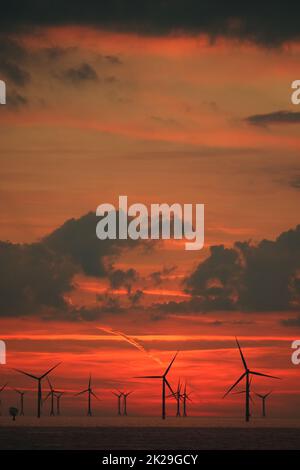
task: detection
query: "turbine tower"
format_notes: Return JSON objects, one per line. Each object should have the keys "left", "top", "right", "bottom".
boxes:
{"left": 182, "top": 383, "right": 192, "bottom": 417}
{"left": 14, "top": 389, "right": 26, "bottom": 416}
{"left": 44, "top": 377, "right": 59, "bottom": 416}
{"left": 14, "top": 363, "right": 61, "bottom": 418}
{"left": 167, "top": 380, "right": 182, "bottom": 416}
{"left": 55, "top": 392, "right": 64, "bottom": 416}
{"left": 255, "top": 391, "right": 272, "bottom": 417}
{"left": 75, "top": 374, "right": 100, "bottom": 416}
{"left": 122, "top": 391, "right": 133, "bottom": 416}
{"left": 223, "top": 338, "right": 279, "bottom": 422}
{"left": 112, "top": 391, "right": 123, "bottom": 415}
{"left": 135, "top": 351, "right": 178, "bottom": 419}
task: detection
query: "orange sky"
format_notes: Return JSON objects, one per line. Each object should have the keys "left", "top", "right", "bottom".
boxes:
{"left": 1, "top": 27, "right": 300, "bottom": 419}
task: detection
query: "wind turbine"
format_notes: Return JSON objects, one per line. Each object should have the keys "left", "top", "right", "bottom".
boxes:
{"left": 122, "top": 391, "right": 133, "bottom": 416}
{"left": 14, "top": 389, "right": 26, "bottom": 416}
{"left": 135, "top": 351, "right": 178, "bottom": 419}
{"left": 14, "top": 363, "right": 61, "bottom": 418}
{"left": 75, "top": 374, "right": 100, "bottom": 416}
{"left": 112, "top": 391, "right": 123, "bottom": 415}
{"left": 0, "top": 383, "right": 8, "bottom": 416}
{"left": 223, "top": 338, "right": 280, "bottom": 422}
{"left": 182, "top": 383, "right": 192, "bottom": 417}
{"left": 55, "top": 392, "right": 64, "bottom": 416}
{"left": 44, "top": 377, "right": 59, "bottom": 416}
{"left": 167, "top": 380, "right": 182, "bottom": 416}
{"left": 255, "top": 391, "right": 272, "bottom": 418}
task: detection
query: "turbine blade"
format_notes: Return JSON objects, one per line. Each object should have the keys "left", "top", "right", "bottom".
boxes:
{"left": 134, "top": 375, "right": 162, "bottom": 379}
{"left": 235, "top": 337, "right": 248, "bottom": 370}
{"left": 250, "top": 371, "right": 281, "bottom": 380}
{"left": 89, "top": 374, "right": 91, "bottom": 388}
{"left": 91, "top": 391, "right": 100, "bottom": 401}
{"left": 165, "top": 377, "right": 175, "bottom": 396}
{"left": 47, "top": 376, "right": 53, "bottom": 391}
{"left": 223, "top": 372, "right": 246, "bottom": 398}
{"left": 0, "top": 383, "right": 8, "bottom": 393}
{"left": 164, "top": 351, "right": 179, "bottom": 377}
{"left": 74, "top": 389, "right": 88, "bottom": 396}
{"left": 43, "top": 392, "right": 51, "bottom": 402}
{"left": 40, "top": 362, "right": 62, "bottom": 379}
{"left": 13, "top": 368, "right": 38, "bottom": 380}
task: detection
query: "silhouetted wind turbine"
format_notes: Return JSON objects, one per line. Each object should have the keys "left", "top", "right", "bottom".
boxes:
{"left": 223, "top": 338, "right": 280, "bottom": 422}
{"left": 112, "top": 391, "right": 123, "bottom": 415}
{"left": 75, "top": 374, "right": 100, "bottom": 416}
{"left": 14, "top": 389, "right": 26, "bottom": 416}
{"left": 167, "top": 380, "right": 182, "bottom": 416}
{"left": 122, "top": 391, "right": 133, "bottom": 416}
{"left": 55, "top": 392, "right": 64, "bottom": 416}
{"left": 0, "top": 383, "right": 8, "bottom": 416}
{"left": 255, "top": 391, "right": 272, "bottom": 417}
{"left": 14, "top": 363, "right": 61, "bottom": 418}
{"left": 182, "top": 383, "right": 192, "bottom": 417}
{"left": 44, "top": 377, "right": 59, "bottom": 416}
{"left": 135, "top": 351, "right": 178, "bottom": 419}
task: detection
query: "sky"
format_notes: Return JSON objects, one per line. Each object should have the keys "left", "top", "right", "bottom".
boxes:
{"left": 0, "top": 2, "right": 300, "bottom": 419}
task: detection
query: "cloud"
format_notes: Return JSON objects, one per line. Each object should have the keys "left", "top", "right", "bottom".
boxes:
{"left": 245, "top": 110, "right": 300, "bottom": 127}
{"left": 0, "top": 211, "right": 148, "bottom": 317}
{"left": 182, "top": 225, "right": 300, "bottom": 312}
{"left": 61, "top": 63, "right": 99, "bottom": 84}
{"left": 43, "top": 211, "right": 143, "bottom": 277}
{"left": 0, "top": 38, "right": 30, "bottom": 86}
{"left": 150, "top": 265, "right": 177, "bottom": 286}
{"left": 0, "top": 241, "right": 76, "bottom": 316}
{"left": 1, "top": 2, "right": 300, "bottom": 46}
{"left": 108, "top": 268, "right": 138, "bottom": 293}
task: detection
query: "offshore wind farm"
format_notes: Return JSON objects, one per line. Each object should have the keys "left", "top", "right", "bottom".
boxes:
{"left": 1, "top": 337, "right": 300, "bottom": 450}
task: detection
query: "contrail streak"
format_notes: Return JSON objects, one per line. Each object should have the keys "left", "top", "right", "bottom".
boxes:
{"left": 97, "top": 326, "right": 162, "bottom": 365}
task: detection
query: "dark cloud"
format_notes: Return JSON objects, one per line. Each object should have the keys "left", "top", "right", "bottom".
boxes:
{"left": 245, "top": 110, "right": 300, "bottom": 127}
{"left": 0, "top": 39, "right": 30, "bottom": 86}
{"left": 61, "top": 63, "right": 98, "bottom": 84}
{"left": 108, "top": 268, "right": 138, "bottom": 293}
{"left": 183, "top": 225, "right": 300, "bottom": 312}
{"left": 129, "top": 289, "right": 144, "bottom": 305}
{"left": 43, "top": 212, "right": 144, "bottom": 277}
{"left": 1, "top": 2, "right": 300, "bottom": 46}
{"left": 0, "top": 241, "right": 76, "bottom": 316}
{"left": 150, "top": 265, "right": 177, "bottom": 286}
{"left": 0, "top": 211, "right": 148, "bottom": 317}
